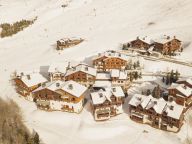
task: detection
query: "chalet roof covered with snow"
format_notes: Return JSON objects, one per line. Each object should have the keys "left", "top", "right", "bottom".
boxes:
{"left": 33, "top": 80, "right": 65, "bottom": 92}
{"left": 65, "top": 64, "right": 97, "bottom": 77}
{"left": 48, "top": 61, "right": 79, "bottom": 73}
{"left": 153, "top": 35, "right": 181, "bottom": 44}
{"left": 129, "top": 36, "right": 154, "bottom": 45}
{"left": 110, "top": 69, "right": 128, "bottom": 79}
{"left": 177, "top": 77, "right": 192, "bottom": 86}
{"left": 165, "top": 102, "right": 184, "bottom": 120}
{"left": 91, "top": 86, "right": 124, "bottom": 105}
{"left": 96, "top": 73, "right": 111, "bottom": 80}
{"left": 168, "top": 83, "right": 192, "bottom": 97}
{"left": 60, "top": 80, "right": 87, "bottom": 98}
{"left": 19, "top": 72, "right": 47, "bottom": 87}
{"left": 129, "top": 94, "right": 184, "bottom": 119}
{"left": 93, "top": 81, "right": 112, "bottom": 88}
{"left": 93, "top": 51, "right": 130, "bottom": 62}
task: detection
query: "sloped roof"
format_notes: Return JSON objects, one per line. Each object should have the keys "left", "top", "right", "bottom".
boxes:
{"left": 65, "top": 64, "right": 97, "bottom": 77}
{"left": 177, "top": 77, "right": 192, "bottom": 86}
{"left": 129, "top": 94, "right": 184, "bottom": 119}
{"left": 33, "top": 80, "right": 64, "bottom": 93}
{"left": 48, "top": 61, "right": 79, "bottom": 73}
{"left": 93, "top": 51, "right": 130, "bottom": 62}
{"left": 19, "top": 72, "right": 47, "bottom": 87}
{"left": 91, "top": 86, "right": 125, "bottom": 105}
{"left": 153, "top": 35, "right": 181, "bottom": 44}
{"left": 60, "top": 80, "right": 87, "bottom": 98}
{"left": 168, "top": 83, "right": 192, "bottom": 97}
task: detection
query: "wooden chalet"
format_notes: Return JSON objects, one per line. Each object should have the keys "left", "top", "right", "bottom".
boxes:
{"left": 13, "top": 72, "right": 47, "bottom": 101}
{"left": 110, "top": 69, "right": 130, "bottom": 90}
{"left": 33, "top": 80, "right": 88, "bottom": 113}
{"left": 90, "top": 86, "right": 125, "bottom": 121}
{"left": 168, "top": 83, "right": 192, "bottom": 107}
{"left": 56, "top": 37, "right": 84, "bottom": 50}
{"left": 48, "top": 61, "right": 79, "bottom": 81}
{"left": 153, "top": 35, "right": 182, "bottom": 55}
{"left": 129, "top": 94, "right": 184, "bottom": 132}
{"left": 64, "top": 64, "right": 97, "bottom": 87}
{"left": 129, "top": 36, "right": 152, "bottom": 50}
{"left": 93, "top": 51, "right": 130, "bottom": 72}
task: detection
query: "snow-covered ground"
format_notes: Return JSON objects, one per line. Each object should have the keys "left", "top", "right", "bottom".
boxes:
{"left": 0, "top": 0, "right": 192, "bottom": 143}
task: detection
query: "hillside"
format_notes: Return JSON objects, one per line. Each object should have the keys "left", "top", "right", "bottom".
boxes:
{"left": 0, "top": 0, "right": 192, "bottom": 144}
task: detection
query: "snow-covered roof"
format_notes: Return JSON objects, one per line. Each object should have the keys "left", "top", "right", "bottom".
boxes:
{"left": 93, "top": 51, "right": 130, "bottom": 62}
{"left": 93, "top": 81, "right": 112, "bottom": 88}
{"left": 128, "top": 94, "right": 145, "bottom": 107}
{"left": 96, "top": 73, "right": 111, "bottom": 80}
{"left": 91, "top": 86, "right": 125, "bottom": 105}
{"left": 58, "top": 37, "right": 82, "bottom": 43}
{"left": 33, "top": 80, "right": 65, "bottom": 92}
{"left": 153, "top": 35, "right": 181, "bottom": 44}
{"left": 65, "top": 64, "right": 97, "bottom": 77}
{"left": 48, "top": 61, "right": 79, "bottom": 73}
{"left": 165, "top": 102, "right": 184, "bottom": 120}
{"left": 60, "top": 80, "right": 87, "bottom": 98}
{"left": 91, "top": 90, "right": 111, "bottom": 105}
{"left": 110, "top": 86, "right": 125, "bottom": 98}
{"left": 19, "top": 72, "right": 47, "bottom": 87}
{"left": 177, "top": 77, "right": 192, "bottom": 86}
{"left": 129, "top": 94, "right": 184, "bottom": 119}
{"left": 168, "top": 83, "right": 192, "bottom": 97}
{"left": 110, "top": 69, "right": 128, "bottom": 79}
{"left": 129, "top": 36, "right": 154, "bottom": 45}
{"left": 33, "top": 80, "right": 87, "bottom": 98}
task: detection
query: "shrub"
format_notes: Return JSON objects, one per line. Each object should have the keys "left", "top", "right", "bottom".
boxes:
{"left": 0, "top": 98, "right": 40, "bottom": 144}
{"left": 0, "top": 17, "right": 37, "bottom": 38}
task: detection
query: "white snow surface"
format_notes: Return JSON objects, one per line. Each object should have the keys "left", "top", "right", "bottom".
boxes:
{"left": 0, "top": 0, "right": 192, "bottom": 144}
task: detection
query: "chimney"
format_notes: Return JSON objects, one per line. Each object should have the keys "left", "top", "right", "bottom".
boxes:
{"left": 136, "top": 36, "right": 139, "bottom": 40}
{"left": 99, "top": 93, "right": 103, "bottom": 98}
{"left": 137, "top": 97, "right": 142, "bottom": 101}
{"left": 27, "top": 75, "right": 31, "bottom": 80}
{"left": 167, "top": 36, "right": 170, "bottom": 40}
{"left": 170, "top": 105, "right": 174, "bottom": 110}
{"left": 68, "top": 84, "right": 73, "bottom": 90}
{"left": 42, "top": 83, "right": 46, "bottom": 87}
{"left": 173, "top": 36, "right": 176, "bottom": 39}
{"left": 112, "top": 88, "right": 116, "bottom": 92}
{"left": 56, "top": 83, "right": 60, "bottom": 87}
{"left": 85, "top": 66, "right": 88, "bottom": 71}
{"left": 143, "top": 37, "right": 145, "bottom": 40}
{"left": 20, "top": 72, "right": 24, "bottom": 76}
{"left": 154, "top": 101, "right": 157, "bottom": 105}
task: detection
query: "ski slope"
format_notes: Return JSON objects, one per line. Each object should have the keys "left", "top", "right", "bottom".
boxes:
{"left": 0, "top": 0, "right": 192, "bottom": 144}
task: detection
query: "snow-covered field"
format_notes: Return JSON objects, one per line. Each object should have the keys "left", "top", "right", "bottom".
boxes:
{"left": 0, "top": 0, "right": 192, "bottom": 143}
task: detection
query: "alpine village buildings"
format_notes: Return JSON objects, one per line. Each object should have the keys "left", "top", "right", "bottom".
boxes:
{"left": 125, "top": 35, "right": 182, "bottom": 56}
{"left": 13, "top": 40, "right": 190, "bottom": 132}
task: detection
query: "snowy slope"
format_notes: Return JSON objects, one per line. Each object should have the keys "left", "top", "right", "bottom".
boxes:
{"left": 0, "top": 0, "right": 192, "bottom": 144}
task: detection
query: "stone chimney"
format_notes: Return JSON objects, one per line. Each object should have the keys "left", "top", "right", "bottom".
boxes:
{"left": 27, "top": 75, "right": 31, "bottom": 80}
{"left": 68, "top": 84, "right": 73, "bottom": 90}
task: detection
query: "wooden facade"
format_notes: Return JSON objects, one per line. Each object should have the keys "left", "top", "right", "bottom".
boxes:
{"left": 65, "top": 71, "right": 96, "bottom": 86}
{"left": 14, "top": 78, "right": 41, "bottom": 97}
{"left": 56, "top": 38, "right": 84, "bottom": 50}
{"left": 153, "top": 38, "right": 181, "bottom": 55}
{"left": 129, "top": 96, "right": 184, "bottom": 132}
{"left": 168, "top": 86, "right": 192, "bottom": 107}
{"left": 93, "top": 56, "right": 128, "bottom": 72}
{"left": 129, "top": 38, "right": 150, "bottom": 50}
{"left": 33, "top": 81, "right": 87, "bottom": 113}
{"left": 91, "top": 88, "right": 125, "bottom": 121}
